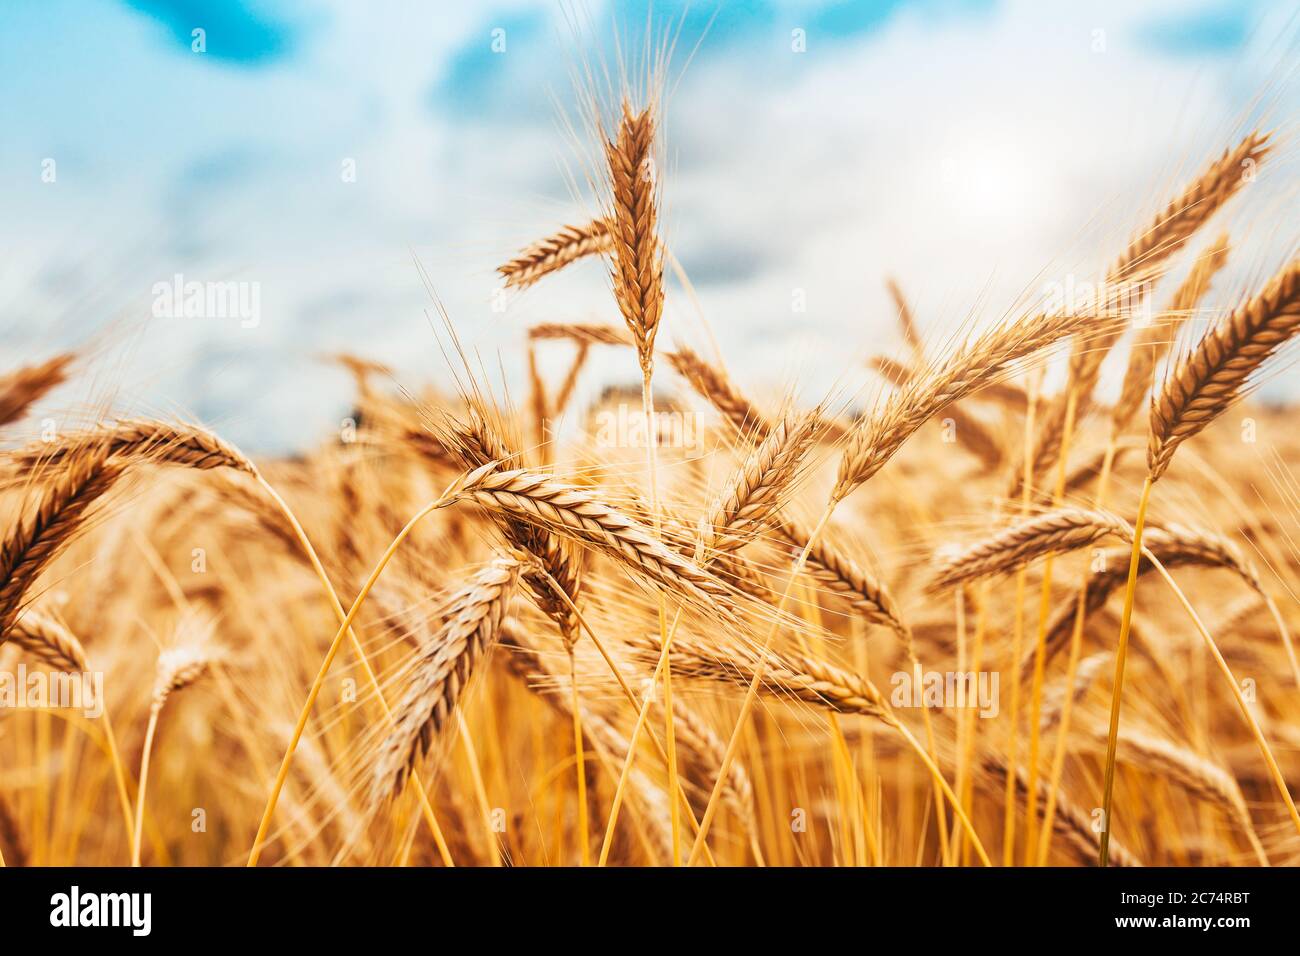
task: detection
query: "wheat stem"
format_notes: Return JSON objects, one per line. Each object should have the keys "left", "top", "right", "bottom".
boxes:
{"left": 247, "top": 473, "right": 466, "bottom": 867}
{"left": 1143, "top": 550, "right": 1300, "bottom": 838}
{"left": 1036, "top": 434, "right": 1116, "bottom": 865}
{"left": 1098, "top": 475, "right": 1153, "bottom": 865}
{"left": 569, "top": 650, "right": 591, "bottom": 866}
{"left": 255, "top": 472, "right": 454, "bottom": 867}
{"left": 130, "top": 708, "right": 161, "bottom": 867}
{"left": 526, "top": 563, "right": 717, "bottom": 865}
{"left": 1025, "top": 388, "right": 1079, "bottom": 862}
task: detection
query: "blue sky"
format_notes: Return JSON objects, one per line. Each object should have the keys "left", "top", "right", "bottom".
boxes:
{"left": 1, "top": 0, "right": 1296, "bottom": 451}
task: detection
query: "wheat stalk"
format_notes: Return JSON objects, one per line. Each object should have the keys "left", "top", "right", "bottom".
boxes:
{"left": 835, "top": 308, "right": 1105, "bottom": 501}
{"left": 642, "top": 631, "right": 990, "bottom": 864}
{"left": 373, "top": 555, "right": 520, "bottom": 802}
{"left": 0, "top": 353, "right": 74, "bottom": 427}
{"left": 502, "top": 634, "right": 676, "bottom": 863}
{"left": 134, "top": 620, "right": 214, "bottom": 866}
{"left": 0, "top": 446, "right": 126, "bottom": 641}
{"left": 442, "top": 410, "right": 582, "bottom": 645}
{"left": 697, "top": 412, "right": 821, "bottom": 559}
{"left": 598, "top": 415, "right": 816, "bottom": 864}
{"left": 664, "top": 699, "right": 758, "bottom": 839}
{"left": 1031, "top": 523, "right": 1269, "bottom": 677}
{"left": 605, "top": 104, "right": 664, "bottom": 375}
{"left": 553, "top": 344, "right": 590, "bottom": 416}
{"left": 1111, "top": 233, "right": 1231, "bottom": 436}
{"left": 1081, "top": 722, "right": 1255, "bottom": 840}
{"left": 8, "top": 611, "right": 88, "bottom": 672}
{"left": 929, "top": 508, "right": 1131, "bottom": 592}
{"left": 1149, "top": 260, "right": 1300, "bottom": 480}
{"left": 977, "top": 751, "right": 1140, "bottom": 867}
{"left": 1037, "top": 651, "right": 1110, "bottom": 734}
{"left": 886, "top": 276, "right": 924, "bottom": 354}
{"left": 0, "top": 791, "right": 26, "bottom": 867}
{"left": 8, "top": 419, "right": 256, "bottom": 475}
{"left": 775, "top": 516, "right": 907, "bottom": 637}
{"left": 448, "top": 464, "right": 734, "bottom": 610}
{"left": 498, "top": 219, "right": 613, "bottom": 290}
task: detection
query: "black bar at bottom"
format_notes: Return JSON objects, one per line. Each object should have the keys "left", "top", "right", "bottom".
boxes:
{"left": 0, "top": 866, "right": 1280, "bottom": 941}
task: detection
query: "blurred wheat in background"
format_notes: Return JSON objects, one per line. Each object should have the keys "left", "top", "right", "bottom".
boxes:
{"left": 3, "top": 11, "right": 1300, "bottom": 868}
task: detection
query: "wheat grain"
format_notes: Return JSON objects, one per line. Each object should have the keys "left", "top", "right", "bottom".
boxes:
{"left": 666, "top": 345, "right": 769, "bottom": 436}
{"left": 1111, "top": 133, "right": 1267, "bottom": 286}
{"left": 442, "top": 410, "right": 582, "bottom": 645}
{"left": 528, "top": 323, "right": 632, "bottom": 348}
{"left": 152, "top": 638, "right": 212, "bottom": 713}
{"left": 636, "top": 631, "right": 887, "bottom": 719}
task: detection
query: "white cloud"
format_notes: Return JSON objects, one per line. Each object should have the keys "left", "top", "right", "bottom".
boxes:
{"left": 2, "top": 0, "right": 1294, "bottom": 450}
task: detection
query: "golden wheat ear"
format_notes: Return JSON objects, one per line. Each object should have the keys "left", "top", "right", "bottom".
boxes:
{"left": 697, "top": 411, "right": 823, "bottom": 559}
{"left": 372, "top": 555, "right": 520, "bottom": 804}
{"left": 1149, "top": 260, "right": 1300, "bottom": 480}
{"left": 8, "top": 419, "right": 256, "bottom": 475}
{"left": 439, "top": 408, "right": 582, "bottom": 646}
{"left": 528, "top": 322, "right": 632, "bottom": 347}
{"left": 1031, "top": 520, "right": 1272, "bottom": 677}
{"left": 8, "top": 611, "right": 88, "bottom": 672}
{"left": 634, "top": 631, "right": 888, "bottom": 720}
{"left": 0, "top": 447, "right": 126, "bottom": 641}
{"left": 977, "top": 751, "right": 1141, "bottom": 867}
{"left": 1019, "top": 132, "right": 1268, "bottom": 491}
{"left": 666, "top": 345, "right": 770, "bottom": 436}
{"left": 929, "top": 508, "right": 1132, "bottom": 592}
{"left": 0, "top": 353, "right": 75, "bottom": 427}
{"left": 498, "top": 219, "right": 613, "bottom": 290}
{"left": 448, "top": 465, "right": 736, "bottom": 613}
{"left": 1111, "top": 234, "right": 1232, "bottom": 437}
{"left": 835, "top": 306, "right": 1109, "bottom": 502}
{"left": 1109, "top": 132, "right": 1268, "bottom": 287}
{"left": 605, "top": 102, "right": 664, "bottom": 374}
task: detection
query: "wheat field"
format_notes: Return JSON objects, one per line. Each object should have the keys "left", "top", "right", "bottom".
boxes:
{"left": 1, "top": 88, "right": 1299, "bottom": 868}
